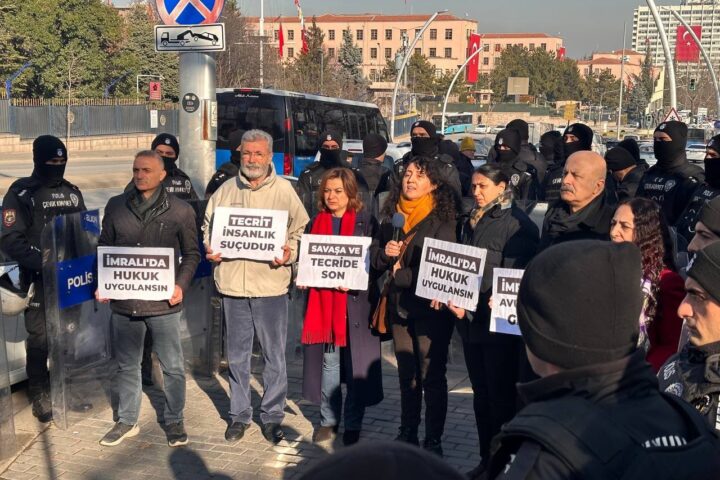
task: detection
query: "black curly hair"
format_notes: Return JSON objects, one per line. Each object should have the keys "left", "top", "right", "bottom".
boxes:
{"left": 381, "top": 156, "right": 460, "bottom": 222}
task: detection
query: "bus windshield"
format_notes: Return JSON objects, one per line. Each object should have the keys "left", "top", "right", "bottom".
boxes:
{"left": 216, "top": 90, "right": 286, "bottom": 154}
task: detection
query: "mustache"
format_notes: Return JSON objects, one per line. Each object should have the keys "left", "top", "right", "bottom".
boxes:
{"left": 560, "top": 185, "right": 575, "bottom": 193}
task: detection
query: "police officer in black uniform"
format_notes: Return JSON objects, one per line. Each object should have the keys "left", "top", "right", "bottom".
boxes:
{"left": 605, "top": 140, "right": 646, "bottom": 203}
{"left": 296, "top": 129, "right": 369, "bottom": 217}
{"left": 151, "top": 133, "right": 199, "bottom": 201}
{"left": 492, "top": 128, "right": 538, "bottom": 213}
{"left": 659, "top": 241, "right": 720, "bottom": 433}
{"left": 636, "top": 121, "right": 704, "bottom": 225}
{"left": 205, "top": 130, "right": 244, "bottom": 198}
{"left": 541, "top": 123, "right": 593, "bottom": 204}
{"left": 675, "top": 134, "right": 720, "bottom": 244}
{"left": 1, "top": 135, "right": 86, "bottom": 422}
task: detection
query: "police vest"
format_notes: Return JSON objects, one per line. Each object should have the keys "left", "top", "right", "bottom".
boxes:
{"left": 675, "top": 183, "right": 720, "bottom": 243}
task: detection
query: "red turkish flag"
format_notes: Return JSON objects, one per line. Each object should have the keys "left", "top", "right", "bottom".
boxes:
{"left": 301, "top": 28, "right": 309, "bottom": 54}
{"left": 557, "top": 47, "right": 566, "bottom": 61}
{"left": 466, "top": 34, "right": 481, "bottom": 83}
{"left": 278, "top": 22, "right": 285, "bottom": 57}
{"left": 676, "top": 26, "right": 702, "bottom": 62}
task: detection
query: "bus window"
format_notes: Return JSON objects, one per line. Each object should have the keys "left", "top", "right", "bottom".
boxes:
{"left": 357, "top": 114, "right": 368, "bottom": 140}
{"left": 216, "top": 91, "right": 286, "bottom": 155}
{"left": 348, "top": 113, "right": 360, "bottom": 141}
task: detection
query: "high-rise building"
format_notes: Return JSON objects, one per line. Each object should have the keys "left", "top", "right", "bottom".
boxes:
{"left": 632, "top": 0, "right": 720, "bottom": 69}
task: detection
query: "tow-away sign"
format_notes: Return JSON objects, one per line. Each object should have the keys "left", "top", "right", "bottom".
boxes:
{"left": 155, "top": 24, "right": 225, "bottom": 52}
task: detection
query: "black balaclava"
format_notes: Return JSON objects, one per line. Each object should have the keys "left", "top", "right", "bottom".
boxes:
{"left": 411, "top": 120, "right": 439, "bottom": 156}
{"left": 653, "top": 121, "right": 688, "bottom": 169}
{"left": 151, "top": 133, "right": 180, "bottom": 172}
{"left": 438, "top": 139, "right": 461, "bottom": 162}
{"left": 506, "top": 119, "right": 530, "bottom": 142}
{"left": 319, "top": 129, "right": 344, "bottom": 168}
{"left": 705, "top": 134, "right": 720, "bottom": 188}
{"left": 563, "top": 123, "right": 594, "bottom": 158}
{"left": 32, "top": 135, "right": 67, "bottom": 186}
{"left": 539, "top": 130, "right": 563, "bottom": 164}
{"left": 228, "top": 130, "right": 245, "bottom": 166}
{"left": 494, "top": 129, "right": 521, "bottom": 164}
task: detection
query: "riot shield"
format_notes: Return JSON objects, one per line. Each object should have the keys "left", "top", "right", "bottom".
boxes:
{"left": 42, "top": 210, "right": 114, "bottom": 430}
{"left": 0, "top": 296, "right": 18, "bottom": 460}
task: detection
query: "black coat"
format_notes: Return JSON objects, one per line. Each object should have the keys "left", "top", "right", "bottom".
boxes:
{"left": 205, "top": 160, "right": 239, "bottom": 197}
{"left": 540, "top": 193, "right": 614, "bottom": 251}
{"left": 302, "top": 209, "right": 384, "bottom": 407}
{"left": 610, "top": 164, "right": 647, "bottom": 203}
{"left": 456, "top": 205, "right": 539, "bottom": 343}
{"left": 99, "top": 188, "right": 201, "bottom": 317}
{"left": 675, "top": 182, "right": 720, "bottom": 244}
{"left": 636, "top": 161, "right": 705, "bottom": 225}
{"left": 371, "top": 211, "right": 457, "bottom": 322}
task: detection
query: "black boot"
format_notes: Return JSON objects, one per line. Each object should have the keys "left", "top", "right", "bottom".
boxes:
{"left": 423, "top": 437, "right": 443, "bottom": 457}
{"left": 395, "top": 426, "right": 419, "bottom": 445}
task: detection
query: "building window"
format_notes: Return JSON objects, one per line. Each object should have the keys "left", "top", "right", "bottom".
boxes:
{"left": 415, "top": 28, "right": 421, "bottom": 37}
{"left": 274, "top": 30, "right": 279, "bottom": 41}
{"left": 356, "top": 30, "right": 363, "bottom": 40}
{"left": 429, "top": 48, "right": 437, "bottom": 57}
{"left": 371, "top": 29, "right": 378, "bottom": 40}
{"left": 288, "top": 47, "right": 294, "bottom": 57}
{"left": 494, "top": 43, "right": 501, "bottom": 52}
{"left": 445, "top": 29, "right": 452, "bottom": 40}
{"left": 370, "top": 48, "right": 377, "bottom": 59}
{"left": 506, "top": 43, "right": 512, "bottom": 49}
{"left": 385, "top": 47, "right": 392, "bottom": 58}
{"left": 415, "top": 47, "right": 421, "bottom": 56}
{"left": 328, "top": 30, "right": 335, "bottom": 40}
{"left": 529, "top": 43, "right": 535, "bottom": 50}
{"left": 483, "top": 43, "right": 489, "bottom": 52}
{"left": 483, "top": 57, "right": 489, "bottom": 65}
{"left": 541, "top": 43, "right": 547, "bottom": 50}
{"left": 444, "top": 47, "right": 452, "bottom": 58}
{"left": 328, "top": 48, "right": 335, "bottom": 58}
{"left": 400, "top": 29, "right": 407, "bottom": 37}
{"left": 370, "top": 68, "right": 377, "bottom": 79}
{"left": 385, "top": 29, "right": 392, "bottom": 40}
{"left": 288, "top": 30, "right": 294, "bottom": 40}
{"left": 430, "top": 29, "right": 437, "bottom": 40}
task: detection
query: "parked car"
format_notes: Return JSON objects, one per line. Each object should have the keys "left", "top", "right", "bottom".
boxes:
{"left": 490, "top": 125, "right": 505, "bottom": 134}
{"left": 474, "top": 123, "right": 488, "bottom": 134}
{"left": 686, "top": 143, "right": 707, "bottom": 163}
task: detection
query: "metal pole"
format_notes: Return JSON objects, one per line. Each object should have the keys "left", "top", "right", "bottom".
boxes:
{"left": 646, "top": 0, "right": 677, "bottom": 109}
{"left": 666, "top": 7, "right": 720, "bottom": 119}
{"left": 136, "top": 75, "right": 140, "bottom": 104}
{"left": 617, "top": 22, "right": 626, "bottom": 140}
{"left": 179, "top": 53, "right": 217, "bottom": 196}
{"left": 390, "top": 10, "right": 446, "bottom": 141}
{"left": 441, "top": 44, "right": 483, "bottom": 133}
{"left": 259, "top": 0, "right": 264, "bottom": 88}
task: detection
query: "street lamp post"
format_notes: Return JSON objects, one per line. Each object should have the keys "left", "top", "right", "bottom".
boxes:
{"left": 646, "top": 0, "right": 677, "bottom": 109}
{"left": 390, "top": 10, "right": 447, "bottom": 141}
{"left": 440, "top": 44, "right": 483, "bottom": 133}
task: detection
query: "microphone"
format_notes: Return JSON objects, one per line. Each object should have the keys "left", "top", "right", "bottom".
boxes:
{"left": 391, "top": 213, "right": 405, "bottom": 258}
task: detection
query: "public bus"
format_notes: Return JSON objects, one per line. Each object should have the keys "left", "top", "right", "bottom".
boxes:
{"left": 431, "top": 112, "right": 474, "bottom": 134}
{"left": 216, "top": 88, "right": 390, "bottom": 177}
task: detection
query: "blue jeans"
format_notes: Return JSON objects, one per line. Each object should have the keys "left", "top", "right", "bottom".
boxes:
{"left": 112, "top": 311, "right": 185, "bottom": 425}
{"left": 223, "top": 295, "right": 288, "bottom": 425}
{"left": 320, "top": 346, "right": 365, "bottom": 430}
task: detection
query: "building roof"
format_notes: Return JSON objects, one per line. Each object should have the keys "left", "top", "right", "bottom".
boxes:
{"left": 478, "top": 33, "right": 560, "bottom": 39}
{"left": 594, "top": 49, "right": 643, "bottom": 56}
{"left": 589, "top": 57, "right": 624, "bottom": 65}
{"left": 245, "top": 13, "right": 473, "bottom": 24}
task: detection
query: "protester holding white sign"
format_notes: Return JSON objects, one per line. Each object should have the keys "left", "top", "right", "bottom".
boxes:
{"left": 96, "top": 150, "right": 200, "bottom": 448}
{"left": 209, "top": 206, "right": 288, "bottom": 261}
{"left": 299, "top": 168, "right": 383, "bottom": 447}
{"left": 432, "top": 164, "right": 538, "bottom": 477}
{"left": 203, "top": 130, "right": 309, "bottom": 445}
{"left": 370, "top": 155, "right": 459, "bottom": 456}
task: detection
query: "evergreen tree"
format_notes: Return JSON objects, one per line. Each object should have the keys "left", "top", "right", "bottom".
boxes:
{"left": 338, "top": 28, "right": 363, "bottom": 82}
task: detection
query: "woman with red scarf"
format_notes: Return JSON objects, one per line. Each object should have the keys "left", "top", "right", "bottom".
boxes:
{"left": 300, "top": 168, "right": 383, "bottom": 446}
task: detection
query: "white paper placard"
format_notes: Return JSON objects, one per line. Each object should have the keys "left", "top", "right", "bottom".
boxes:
{"left": 296, "top": 234, "right": 372, "bottom": 290}
{"left": 97, "top": 246, "right": 175, "bottom": 301}
{"left": 210, "top": 207, "right": 288, "bottom": 261}
{"left": 489, "top": 268, "right": 524, "bottom": 336}
{"left": 415, "top": 238, "right": 486, "bottom": 311}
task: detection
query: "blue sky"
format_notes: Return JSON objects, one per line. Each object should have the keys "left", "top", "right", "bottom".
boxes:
{"left": 121, "top": 0, "right": 680, "bottom": 58}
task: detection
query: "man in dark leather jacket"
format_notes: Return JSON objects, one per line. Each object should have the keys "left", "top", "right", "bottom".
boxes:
{"left": 97, "top": 150, "right": 200, "bottom": 448}
{"left": 659, "top": 242, "right": 720, "bottom": 432}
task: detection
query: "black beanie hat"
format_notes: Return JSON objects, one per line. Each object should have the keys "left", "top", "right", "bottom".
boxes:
{"left": 540, "top": 130, "right": 562, "bottom": 143}
{"left": 707, "top": 134, "right": 720, "bottom": 155}
{"left": 151, "top": 133, "right": 180, "bottom": 157}
{"left": 228, "top": 130, "right": 244, "bottom": 152}
{"left": 698, "top": 196, "right": 720, "bottom": 237}
{"left": 320, "top": 129, "right": 343, "bottom": 149}
{"left": 618, "top": 138, "right": 641, "bottom": 164}
{"left": 687, "top": 241, "right": 720, "bottom": 304}
{"left": 518, "top": 240, "right": 643, "bottom": 369}
{"left": 412, "top": 120, "right": 437, "bottom": 138}
{"left": 563, "top": 123, "right": 594, "bottom": 150}
{"left": 363, "top": 133, "right": 388, "bottom": 158}
{"left": 33, "top": 135, "right": 67, "bottom": 165}
{"left": 506, "top": 118, "right": 529, "bottom": 141}
{"left": 655, "top": 120, "right": 688, "bottom": 145}
{"left": 605, "top": 146, "right": 636, "bottom": 171}
{"left": 438, "top": 138, "right": 461, "bottom": 159}
{"left": 495, "top": 128, "right": 521, "bottom": 155}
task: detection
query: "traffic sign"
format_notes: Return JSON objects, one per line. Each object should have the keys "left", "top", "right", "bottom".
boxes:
{"left": 564, "top": 103, "right": 576, "bottom": 121}
{"left": 155, "top": 24, "right": 225, "bottom": 52}
{"left": 155, "top": 0, "right": 225, "bottom": 26}
{"left": 149, "top": 82, "right": 162, "bottom": 100}
{"left": 663, "top": 107, "right": 681, "bottom": 122}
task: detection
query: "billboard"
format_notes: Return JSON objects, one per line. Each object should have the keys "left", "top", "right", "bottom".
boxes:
{"left": 507, "top": 77, "right": 529, "bottom": 96}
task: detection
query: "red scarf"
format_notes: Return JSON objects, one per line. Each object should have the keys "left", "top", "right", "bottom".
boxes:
{"left": 301, "top": 209, "right": 356, "bottom": 347}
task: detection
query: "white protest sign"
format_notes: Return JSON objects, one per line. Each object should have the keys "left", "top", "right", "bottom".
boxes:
{"left": 296, "top": 234, "right": 371, "bottom": 290}
{"left": 97, "top": 246, "right": 175, "bottom": 301}
{"left": 210, "top": 207, "right": 288, "bottom": 261}
{"left": 489, "top": 268, "right": 524, "bottom": 336}
{"left": 415, "top": 238, "right": 486, "bottom": 311}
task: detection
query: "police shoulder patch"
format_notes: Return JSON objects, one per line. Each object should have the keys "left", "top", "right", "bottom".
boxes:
{"left": 3, "top": 209, "right": 16, "bottom": 227}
